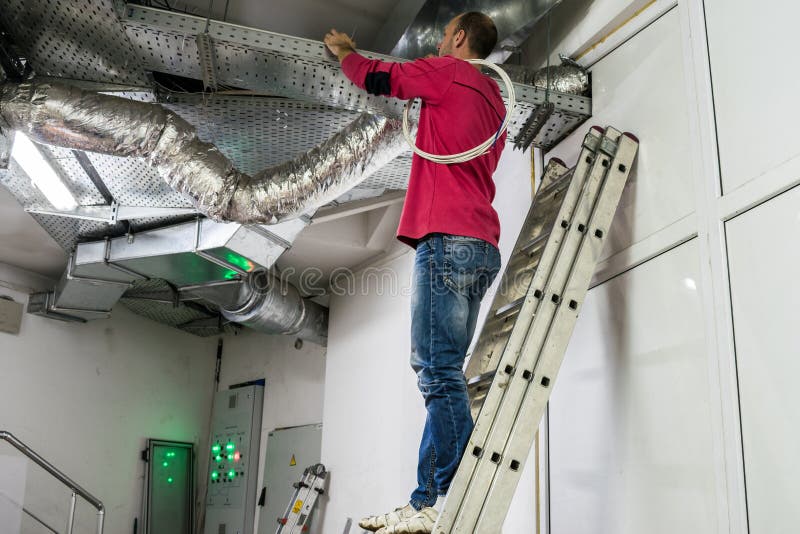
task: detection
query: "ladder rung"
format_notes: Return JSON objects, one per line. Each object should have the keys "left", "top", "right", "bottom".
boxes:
{"left": 467, "top": 370, "right": 496, "bottom": 389}
{"left": 537, "top": 168, "right": 574, "bottom": 196}
{"left": 495, "top": 297, "right": 524, "bottom": 319}
{"left": 519, "top": 230, "right": 551, "bottom": 255}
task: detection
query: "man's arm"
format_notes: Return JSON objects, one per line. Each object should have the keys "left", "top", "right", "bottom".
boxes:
{"left": 323, "top": 29, "right": 454, "bottom": 104}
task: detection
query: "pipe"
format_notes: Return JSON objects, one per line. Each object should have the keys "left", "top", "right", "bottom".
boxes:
{"left": 0, "top": 80, "right": 407, "bottom": 224}
{"left": 217, "top": 269, "right": 329, "bottom": 346}
{"left": 497, "top": 57, "right": 589, "bottom": 96}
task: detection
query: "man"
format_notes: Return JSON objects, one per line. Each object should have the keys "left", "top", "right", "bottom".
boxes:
{"left": 325, "top": 12, "right": 505, "bottom": 534}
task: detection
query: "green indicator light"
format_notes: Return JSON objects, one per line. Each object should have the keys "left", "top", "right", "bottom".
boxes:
{"left": 224, "top": 252, "right": 254, "bottom": 272}
{"left": 215, "top": 455, "right": 222, "bottom": 462}
{"left": 211, "top": 471, "right": 219, "bottom": 480}
{"left": 228, "top": 470, "right": 236, "bottom": 479}
{"left": 167, "top": 477, "right": 174, "bottom": 484}
{"left": 166, "top": 452, "right": 176, "bottom": 458}
{"left": 227, "top": 453, "right": 234, "bottom": 461}
{"left": 162, "top": 461, "right": 169, "bottom": 468}
{"left": 211, "top": 444, "right": 221, "bottom": 453}
{"left": 225, "top": 443, "right": 235, "bottom": 452}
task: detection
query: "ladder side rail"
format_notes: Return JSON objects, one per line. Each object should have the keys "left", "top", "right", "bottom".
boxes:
{"left": 445, "top": 129, "right": 620, "bottom": 533}
{"left": 277, "top": 470, "right": 312, "bottom": 533}
{"left": 283, "top": 472, "right": 317, "bottom": 532}
{"left": 466, "top": 169, "right": 576, "bottom": 382}
{"left": 289, "top": 471, "right": 326, "bottom": 534}
{"left": 438, "top": 129, "right": 603, "bottom": 531}
{"left": 474, "top": 133, "right": 639, "bottom": 531}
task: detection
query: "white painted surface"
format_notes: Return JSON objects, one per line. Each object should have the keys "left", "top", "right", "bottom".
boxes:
{"left": 0, "top": 456, "right": 26, "bottom": 534}
{"left": 549, "top": 240, "right": 721, "bottom": 534}
{"left": 546, "top": 9, "right": 696, "bottom": 268}
{"left": 0, "top": 291, "right": 216, "bottom": 534}
{"left": 0, "top": 186, "right": 66, "bottom": 279}
{"left": 317, "top": 146, "right": 537, "bottom": 532}
{"left": 218, "top": 329, "right": 326, "bottom": 534}
{"left": 705, "top": 1, "right": 800, "bottom": 194}
{"left": 521, "top": 0, "right": 655, "bottom": 68}
{"left": 726, "top": 185, "right": 800, "bottom": 534}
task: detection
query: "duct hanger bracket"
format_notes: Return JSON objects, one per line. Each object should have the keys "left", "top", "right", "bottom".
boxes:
{"left": 25, "top": 203, "right": 198, "bottom": 223}
{"left": 196, "top": 33, "right": 219, "bottom": 91}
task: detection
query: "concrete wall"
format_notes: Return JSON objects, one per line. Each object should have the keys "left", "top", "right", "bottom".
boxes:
{"left": 0, "top": 286, "right": 217, "bottom": 534}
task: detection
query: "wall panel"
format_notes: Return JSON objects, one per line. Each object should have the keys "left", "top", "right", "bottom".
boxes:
{"left": 726, "top": 185, "right": 800, "bottom": 534}
{"left": 547, "top": 9, "right": 696, "bottom": 265}
{"left": 705, "top": 0, "right": 800, "bottom": 194}
{"left": 548, "top": 240, "right": 721, "bottom": 534}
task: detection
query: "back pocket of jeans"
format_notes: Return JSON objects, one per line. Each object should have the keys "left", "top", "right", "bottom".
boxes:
{"left": 443, "top": 238, "right": 486, "bottom": 294}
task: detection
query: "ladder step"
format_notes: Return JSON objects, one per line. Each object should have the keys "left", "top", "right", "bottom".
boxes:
{"left": 519, "top": 230, "right": 551, "bottom": 255}
{"left": 495, "top": 297, "right": 524, "bottom": 319}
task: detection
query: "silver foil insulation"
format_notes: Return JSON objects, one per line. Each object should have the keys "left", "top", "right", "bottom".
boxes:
{"left": 0, "top": 80, "right": 406, "bottom": 224}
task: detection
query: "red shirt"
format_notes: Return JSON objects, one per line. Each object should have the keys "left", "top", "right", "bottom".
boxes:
{"left": 341, "top": 52, "right": 506, "bottom": 248}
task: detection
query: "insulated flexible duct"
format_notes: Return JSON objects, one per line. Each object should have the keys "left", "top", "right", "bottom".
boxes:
{"left": 215, "top": 270, "right": 329, "bottom": 346}
{"left": 0, "top": 80, "right": 406, "bottom": 223}
{"left": 496, "top": 58, "right": 589, "bottom": 96}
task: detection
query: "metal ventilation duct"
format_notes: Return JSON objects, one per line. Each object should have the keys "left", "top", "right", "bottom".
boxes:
{"left": 389, "top": 0, "right": 563, "bottom": 60}
{"left": 0, "top": 80, "right": 407, "bottom": 224}
{"left": 210, "top": 270, "right": 328, "bottom": 346}
{"left": 26, "top": 216, "right": 329, "bottom": 344}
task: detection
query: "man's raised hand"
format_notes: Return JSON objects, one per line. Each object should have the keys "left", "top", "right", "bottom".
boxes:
{"left": 324, "top": 29, "right": 356, "bottom": 62}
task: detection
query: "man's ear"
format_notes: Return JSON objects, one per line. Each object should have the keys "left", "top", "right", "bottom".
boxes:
{"left": 454, "top": 28, "right": 467, "bottom": 49}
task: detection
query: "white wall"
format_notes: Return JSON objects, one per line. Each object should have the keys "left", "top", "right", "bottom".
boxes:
{"left": 545, "top": 7, "right": 695, "bottom": 266}
{"left": 216, "top": 329, "right": 327, "bottom": 534}
{"left": 550, "top": 240, "right": 720, "bottom": 533}
{"left": 704, "top": 1, "right": 800, "bottom": 194}
{"left": 726, "top": 185, "right": 800, "bottom": 534}
{"left": 317, "top": 146, "right": 535, "bottom": 532}
{"left": 518, "top": 0, "right": 800, "bottom": 532}
{"left": 0, "top": 287, "right": 217, "bottom": 534}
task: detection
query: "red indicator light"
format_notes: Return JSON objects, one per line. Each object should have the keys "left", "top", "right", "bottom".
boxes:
{"left": 234, "top": 451, "right": 241, "bottom": 462}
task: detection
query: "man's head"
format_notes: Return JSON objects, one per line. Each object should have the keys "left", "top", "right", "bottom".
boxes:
{"left": 437, "top": 12, "right": 498, "bottom": 59}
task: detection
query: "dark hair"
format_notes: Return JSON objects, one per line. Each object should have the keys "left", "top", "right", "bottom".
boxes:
{"left": 455, "top": 12, "right": 498, "bottom": 59}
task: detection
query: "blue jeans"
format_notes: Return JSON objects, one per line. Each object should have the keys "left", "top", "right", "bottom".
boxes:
{"left": 408, "top": 233, "right": 502, "bottom": 510}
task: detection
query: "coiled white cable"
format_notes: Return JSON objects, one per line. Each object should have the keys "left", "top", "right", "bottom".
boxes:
{"left": 402, "top": 58, "right": 516, "bottom": 164}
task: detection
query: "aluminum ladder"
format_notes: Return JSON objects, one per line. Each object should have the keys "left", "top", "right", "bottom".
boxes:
{"left": 435, "top": 126, "right": 639, "bottom": 533}
{"left": 275, "top": 463, "right": 327, "bottom": 534}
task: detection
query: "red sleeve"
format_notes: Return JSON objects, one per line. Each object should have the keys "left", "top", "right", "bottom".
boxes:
{"left": 341, "top": 52, "right": 456, "bottom": 105}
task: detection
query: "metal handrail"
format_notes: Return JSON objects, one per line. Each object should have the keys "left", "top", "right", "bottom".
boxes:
{"left": 0, "top": 431, "right": 105, "bottom": 534}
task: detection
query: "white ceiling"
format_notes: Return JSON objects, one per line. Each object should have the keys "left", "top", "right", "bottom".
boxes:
{"left": 277, "top": 201, "right": 407, "bottom": 295}
{"left": 0, "top": 185, "right": 66, "bottom": 279}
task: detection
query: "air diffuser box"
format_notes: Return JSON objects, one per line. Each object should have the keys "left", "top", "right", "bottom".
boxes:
{"left": 0, "top": 296, "right": 23, "bottom": 335}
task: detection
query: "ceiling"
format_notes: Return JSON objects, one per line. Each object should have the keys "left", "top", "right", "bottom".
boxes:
{"left": 0, "top": 0, "right": 590, "bottom": 297}
{"left": 154, "top": 0, "right": 421, "bottom": 52}
{"left": 0, "top": 0, "right": 416, "bottom": 285}
{"left": 0, "top": 185, "right": 66, "bottom": 279}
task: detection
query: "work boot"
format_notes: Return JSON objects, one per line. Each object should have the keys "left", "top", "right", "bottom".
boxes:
{"left": 359, "top": 504, "right": 417, "bottom": 531}
{"left": 376, "top": 507, "right": 438, "bottom": 534}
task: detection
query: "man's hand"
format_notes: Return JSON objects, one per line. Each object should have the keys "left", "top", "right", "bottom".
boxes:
{"left": 324, "top": 29, "right": 356, "bottom": 62}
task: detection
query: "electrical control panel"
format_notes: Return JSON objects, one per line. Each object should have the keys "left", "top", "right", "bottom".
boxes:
{"left": 204, "top": 384, "right": 264, "bottom": 534}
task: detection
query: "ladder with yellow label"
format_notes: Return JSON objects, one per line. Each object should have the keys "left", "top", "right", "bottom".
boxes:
{"left": 275, "top": 463, "right": 327, "bottom": 534}
{"left": 435, "top": 125, "right": 640, "bottom": 533}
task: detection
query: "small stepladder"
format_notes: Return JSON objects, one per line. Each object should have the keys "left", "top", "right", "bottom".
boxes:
{"left": 435, "top": 125, "right": 640, "bottom": 533}
{"left": 275, "top": 463, "right": 327, "bottom": 534}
